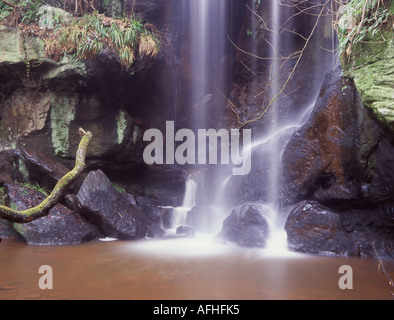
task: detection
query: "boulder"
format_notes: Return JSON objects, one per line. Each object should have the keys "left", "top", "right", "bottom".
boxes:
{"left": 282, "top": 68, "right": 394, "bottom": 207}
{"left": 219, "top": 204, "right": 270, "bottom": 248}
{"left": 6, "top": 183, "right": 102, "bottom": 245}
{"left": 135, "top": 195, "right": 165, "bottom": 239}
{"left": 76, "top": 169, "right": 147, "bottom": 240}
{"left": 176, "top": 226, "right": 195, "bottom": 238}
{"left": 285, "top": 200, "right": 394, "bottom": 259}
{"left": 285, "top": 201, "right": 357, "bottom": 256}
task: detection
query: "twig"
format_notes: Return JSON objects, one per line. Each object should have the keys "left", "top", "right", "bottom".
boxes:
{"left": 372, "top": 241, "right": 394, "bottom": 296}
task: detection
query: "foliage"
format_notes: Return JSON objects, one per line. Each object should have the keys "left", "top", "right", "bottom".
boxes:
{"left": 18, "top": 182, "right": 49, "bottom": 196}
{"left": 0, "top": 0, "right": 43, "bottom": 24}
{"left": 0, "top": 1, "right": 12, "bottom": 20}
{"left": 45, "top": 11, "right": 160, "bottom": 69}
{"left": 337, "top": 0, "right": 392, "bottom": 59}
{"left": 20, "top": 0, "right": 43, "bottom": 24}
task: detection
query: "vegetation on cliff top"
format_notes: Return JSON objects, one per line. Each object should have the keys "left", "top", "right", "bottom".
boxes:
{"left": 45, "top": 11, "right": 159, "bottom": 68}
{"left": 0, "top": 0, "right": 160, "bottom": 69}
{"left": 336, "top": 0, "right": 393, "bottom": 62}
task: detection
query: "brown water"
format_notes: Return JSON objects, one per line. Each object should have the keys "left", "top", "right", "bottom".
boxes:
{"left": 0, "top": 237, "right": 393, "bottom": 300}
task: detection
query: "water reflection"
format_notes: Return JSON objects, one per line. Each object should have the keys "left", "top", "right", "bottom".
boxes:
{"left": 0, "top": 239, "right": 393, "bottom": 300}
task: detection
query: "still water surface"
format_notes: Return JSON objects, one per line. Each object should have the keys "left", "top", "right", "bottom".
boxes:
{"left": 0, "top": 237, "right": 393, "bottom": 300}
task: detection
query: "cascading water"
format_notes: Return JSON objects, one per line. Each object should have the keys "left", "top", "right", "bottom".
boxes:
{"left": 184, "top": 0, "right": 228, "bottom": 131}
{"left": 172, "top": 176, "right": 197, "bottom": 228}
{"left": 170, "top": 0, "right": 338, "bottom": 254}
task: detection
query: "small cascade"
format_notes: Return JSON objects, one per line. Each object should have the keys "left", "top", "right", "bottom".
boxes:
{"left": 172, "top": 175, "right": 197, "bottom": 229}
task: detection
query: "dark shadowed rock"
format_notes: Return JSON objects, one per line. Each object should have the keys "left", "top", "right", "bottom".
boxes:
{"left": 285, "top": 201, "right": 357, "bottom": 256}
{"left": 0, "top": 149, "right": 25, "bottom": 184}
{"left": 285, "top": 200, "right": 394, "bottom": 259}
{"left": 135, "top": 195, "right": 164, "bottom": 239}
{"left": 147, "top": 224, "right": 165, "bottom": 239}
{"left": 219, "top": 204, "right": 270, "bottom": 248}
{"left": 19, "top": 148, "right": 70, "bottom": 190}
{"left": 0, "top": 148, "right": 75, "bottom": 192}
{"left": 0, "top": 219, "right": 18, "bottom": 240}
{"left": 5, "top": 183, "right": 102, "bottom": 245}
{"left": 76, "top": 169, "right": 147, "bottom": 240}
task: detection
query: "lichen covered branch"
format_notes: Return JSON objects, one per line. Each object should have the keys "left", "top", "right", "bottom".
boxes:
{"left": 0, "top": 129, "right": 93, "bottom": 223}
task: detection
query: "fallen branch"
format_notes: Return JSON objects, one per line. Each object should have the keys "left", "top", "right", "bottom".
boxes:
{"left": 0, "top": 128, "right": 93, "bottom": 223}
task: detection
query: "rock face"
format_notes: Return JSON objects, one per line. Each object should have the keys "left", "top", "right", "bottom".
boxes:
{"left": 219, "top": 204, "right": 270, "bottom": 248}
{"left": 283, "top": 68, "right": 394, "bottom": 259}
{"left": 0, "top": 2, "right": 187, "bottom": 207}
{"left": 282, "top": 68, "right": 394, "bottom": 207}
{"left": 6, "top": 183, "right": 102, "bottom": 245}
{"left": 76, "top": 169, "right": 148, "bottom": 240}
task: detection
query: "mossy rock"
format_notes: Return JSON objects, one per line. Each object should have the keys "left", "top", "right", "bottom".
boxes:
{"left": 343, "top": 27, "right": 394, "bottom": 136}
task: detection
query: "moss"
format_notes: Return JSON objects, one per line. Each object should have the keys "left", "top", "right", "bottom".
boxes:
{"left": 343, "top": 25, "right": 394, "bottom": 136}
{"left": 13, "top": 223, "right": 27, "bottom": 237}
{"left": 0, "top": 187, "right": 5, "bottom": 206}
{"left": 132, "top": 126, "right": 139, "bottom": 145}
{"left": 50, "top": 95, "right": 76, "bottom": 156}
{"left": 112, "top": 183, "right": 126, "bottom": 193}
{"left": 17, "top": 158, "right": 29, "bottom": 182}
{"left": 116, "top": 109, "right": 127, "bottom": 145}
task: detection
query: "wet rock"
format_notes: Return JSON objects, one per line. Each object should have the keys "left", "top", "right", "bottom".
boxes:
{"left": 147, "top": 224, "right": 165, "bottom": 239}
{"left": 0, "top": 219, "right": 18, "bottom": 240}
{"left": 135, "top": 195, "right": 164, "bottom": 239}
{"left": 76, "top": 169, "right": 147, "bottom": 240}
{"left": 5, "top": 183, "right": 102, "bottom": 245}
{"left": 0, "top": 149, "right": 25, "bottom": 184}
{"left": 19, "top": 148, "right": 71, "bottom": 190}
{"left": 176, "top": 226, "right": 195, "bottom": 238}
{"left": 64, "top": 194, "right": 79, "bottom": 211}
{"left": 285, "top": 200, "right": 394, "bottom": 259}
{"left": 160, "top": 207, "right": 174, "bottom": 229}
{"left": 282, "top": 68, "right": 394, "bottom": 207}
{"left": 285, "top": 201, "right": 357, "bottom": 256}
{"left": 341, "top": 205, "right": 394, "bottom": 259}
{"left": 219, "top": 204, "right": 270, "bottom": 248}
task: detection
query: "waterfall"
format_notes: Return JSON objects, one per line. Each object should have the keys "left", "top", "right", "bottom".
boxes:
{"left": 171, "top": 0, "right": 337, "bottom": 253}
{"left": 267, "top": 0, "right": 281, "bottom": 206}
{"left": 186, "top": 0, "right": 228, "bottom": 131}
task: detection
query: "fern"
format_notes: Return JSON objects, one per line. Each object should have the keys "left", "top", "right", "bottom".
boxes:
{"left": 45, "top": 11, "right": 160, "bottom": 69}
